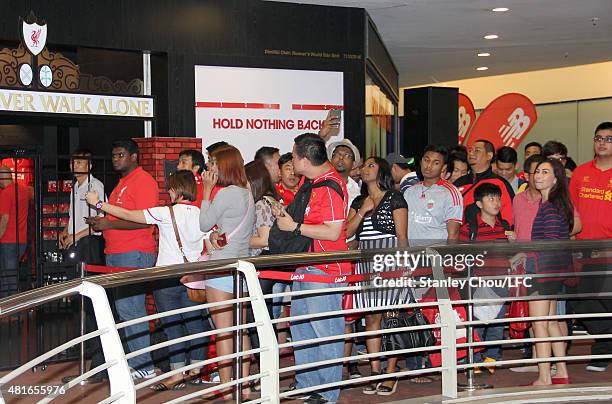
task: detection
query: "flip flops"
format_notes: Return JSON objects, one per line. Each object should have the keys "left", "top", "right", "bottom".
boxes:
{"left": 150, "top": 381, "right": 186, "bottom": 391}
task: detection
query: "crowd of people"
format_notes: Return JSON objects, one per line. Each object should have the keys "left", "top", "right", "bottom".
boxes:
{"left": 2, "top": 114, "right": 610, "bottom": 402}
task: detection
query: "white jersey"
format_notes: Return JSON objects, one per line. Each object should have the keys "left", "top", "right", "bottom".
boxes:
{"left": 404, "top": 179, "right": 463, "bottom": 246}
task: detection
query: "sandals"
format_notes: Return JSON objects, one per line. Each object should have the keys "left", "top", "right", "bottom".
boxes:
{"left": 362, "top": 371, "right": 381, "bottom": 395}
{"left": 409, "top": 376, "right": 433, "bottom": 384}
{"left": 150, "top": 380, "right": 186, "bottom": 391}
{"left": 377, "top": 380, "right": 398, "bottom": 396}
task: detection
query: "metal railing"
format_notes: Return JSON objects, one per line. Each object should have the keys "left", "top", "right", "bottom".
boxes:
{"left": 0, "top": 239, "right": 611, "bottom": 403}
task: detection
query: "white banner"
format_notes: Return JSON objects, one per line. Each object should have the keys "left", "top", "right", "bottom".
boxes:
{"left": 0, "top": 88, "right": 154, "bottom": 118}
{"left": 195, "top": 65, "right": 343, "bottom": 160}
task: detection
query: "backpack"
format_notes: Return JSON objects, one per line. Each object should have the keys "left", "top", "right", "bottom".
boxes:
{"left": 268, "top": 178, "right": 344, "bottom": 254}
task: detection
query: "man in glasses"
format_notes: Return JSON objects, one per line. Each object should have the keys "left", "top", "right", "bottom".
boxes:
{"left": 327, "top": 139, "right": 361, "bottom": 209}
{"left": 569, "top": 122, "right": 612, "bottom": 373}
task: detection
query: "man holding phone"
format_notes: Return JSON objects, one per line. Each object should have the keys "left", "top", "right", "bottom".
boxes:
{"left": 318, "top": 108, "right": 342, "bottom": 143}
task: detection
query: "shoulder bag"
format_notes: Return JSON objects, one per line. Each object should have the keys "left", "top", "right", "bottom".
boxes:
{"left": 170, "top": 205, "right": 207, "bottom": 303}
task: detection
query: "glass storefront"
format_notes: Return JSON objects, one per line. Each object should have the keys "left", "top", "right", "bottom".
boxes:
{"left": 365, "top": 73, "right": 398, "bottom": 159}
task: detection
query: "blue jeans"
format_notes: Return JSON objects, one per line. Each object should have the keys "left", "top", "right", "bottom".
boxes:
{"left": 291, "top": 267, "right": 346, "bottom": 403}
{"left": 476, "top": 304, "right": 507, "bottom": 361}
{"left": 153, "top": 285, "right": 211, "bottom": 367}
{"left": 107, "top": 251, "right": 157, "bottom": 371}
{"left": 0, "top": 243, "right": 26, "bottom": 298}
{"left": 272, "top": 282, "right": 289, "bottom": 319}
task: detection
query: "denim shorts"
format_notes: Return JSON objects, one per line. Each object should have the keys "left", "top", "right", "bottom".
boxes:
{"left": 205, "top": 275, "right": 247, "bottom": 294}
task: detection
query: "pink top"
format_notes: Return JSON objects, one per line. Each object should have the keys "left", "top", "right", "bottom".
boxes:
{"left": 513, "top": 190, "right": 541, "bottom": 241}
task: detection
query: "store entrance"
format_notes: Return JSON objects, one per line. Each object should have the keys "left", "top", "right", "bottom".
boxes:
{"left": 0, "top": 116, "right": 138, "bottom": 295}
{"left": 0, "top": 118, "right": 127, "bottom": 370}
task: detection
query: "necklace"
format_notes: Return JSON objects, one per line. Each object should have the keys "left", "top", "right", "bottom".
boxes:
{"left": 420, "top": 184, "right": 433, "bottom": 199}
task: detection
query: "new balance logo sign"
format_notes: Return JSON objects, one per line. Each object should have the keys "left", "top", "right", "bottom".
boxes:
{"left": 499, "top": 107, "right": 530, "bottom": 148}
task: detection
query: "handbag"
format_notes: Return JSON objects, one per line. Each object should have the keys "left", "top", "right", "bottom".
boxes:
{"left": 381, "top": 287, "right": 436, "bottom": 351}
{"left": 170, "top": 206, "right": 207, "bottom": 303}
{"left": 508, "top": 300, "right": 530, "bottom": 339}
{"left": 507, "top": 255, "right": 530, "bottom": 338}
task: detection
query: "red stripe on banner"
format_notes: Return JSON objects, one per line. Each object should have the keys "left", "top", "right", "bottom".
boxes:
{"left": 292, "top": 104, "right": 344, "bottom": 111}
{"left": 195, "top": 102, "right": 280, "bottom": 109}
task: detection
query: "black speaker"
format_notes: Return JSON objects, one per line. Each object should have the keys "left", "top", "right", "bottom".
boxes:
{"left": 402, "top": 87, "right": 458, "bottom": 160}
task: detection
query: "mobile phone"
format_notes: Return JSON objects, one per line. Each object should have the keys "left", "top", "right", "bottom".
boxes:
{"left": 217, "top": 232, "right": 228, "bottom": 247}
{"left": 263, "top": 195, "right": 286, "bottom": 217}
{"left": 263, "top": 195, "right": 279, "bottom": 206}
{"left": 330, "top": 108, "right": 341, "bottom": 125}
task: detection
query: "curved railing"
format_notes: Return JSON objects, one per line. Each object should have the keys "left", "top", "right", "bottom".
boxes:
{"left": 0, "top": 239, "right": 610, "bottom": 403}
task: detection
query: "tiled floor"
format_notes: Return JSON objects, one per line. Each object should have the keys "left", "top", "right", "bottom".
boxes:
{"left": 1, "top": 339, "right": 609, "bottom": 403}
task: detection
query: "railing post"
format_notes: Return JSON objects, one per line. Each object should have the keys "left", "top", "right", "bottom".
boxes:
{"left": 234, "top": 270, "right": 243, "bottom": 403}
{"left": 427, "top": 248, "right": 458, "bottom": 399}
{"left": 80, "top": 281, "right": 135, "bottom": 403}
{"left": 236, "top": 260, "right": 280, "bottom": 404}
{"left": 439, "top": 300, "right": 458, "bottom": 398}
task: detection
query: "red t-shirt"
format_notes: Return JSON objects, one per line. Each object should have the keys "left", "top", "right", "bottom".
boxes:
{"left": 275, "top": 183, "right": 296, "bottom": 206}
{"left": 459, "top": 213, "right": 508, "bottom": 241}
{"left": 0, "top": 182, "right": 30, "bottom": 244}
{"left": 303, "top": 167, "right": 350, "bottom": 275}
{"left": 104, "top": 167, "right": 159, "bottom": 254}
{"left": 570, "top": 159, "right": 612, "bottom": 240}
{"left": 513, "top": 190, "right": 541, "bottom": 241}
{"left": 190, "top": 174, "right": 204, "bottom": 208}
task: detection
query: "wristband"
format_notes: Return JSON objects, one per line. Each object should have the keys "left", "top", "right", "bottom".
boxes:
{"left": 293, "top": 222, "right": 302, "bottom": 236}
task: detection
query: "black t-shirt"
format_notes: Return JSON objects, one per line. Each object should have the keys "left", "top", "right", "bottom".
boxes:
{"left": 351, "top": 190, "right": 407, "bottom": 236}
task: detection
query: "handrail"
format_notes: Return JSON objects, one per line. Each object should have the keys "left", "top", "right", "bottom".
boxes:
{"left": 1, "top": 239, "right": 610, "bottom": 316}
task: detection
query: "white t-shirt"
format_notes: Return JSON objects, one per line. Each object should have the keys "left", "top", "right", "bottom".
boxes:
{"left": 144, "top": 203, "right": 206, "bottom": 266}
{"left": 346, "top": 176, "right": 361, "bottom": 212}
{"left": 68, "top": 176, "right": 106, "bottom": 236}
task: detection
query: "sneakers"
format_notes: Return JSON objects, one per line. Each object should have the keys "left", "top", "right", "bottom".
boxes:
{"left": 347, "top": 363, "right": 362, "bottom": 379}
{"left": 284, "top": 382, "right": 311, "bottom": 400}
{"left": 202, "top": 370, "right": 220, "bottom": 383}
{"left": 131, "top": 368, "right": 156, "bottom": 380}
{"left": 483, "top": 357, "right": 497, "bottom": 374}
{"left": 586, "top": 361, "right": 609, "bottom": 372}
{"left": 473, "top": 357, "right": 496, "bottom": 374}
{"left": 304, "top": 393, "right": 329, "bottom": 403}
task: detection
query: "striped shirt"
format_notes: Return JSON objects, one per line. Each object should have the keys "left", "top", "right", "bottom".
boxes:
{"left": 459, "top": 213, "right": 507, "bottom": 241}
{"left": 530, "top": 201, "right": 570, "bottom": 277}
{"left": 531, "top": 201, "right": 570, "bottom": 241}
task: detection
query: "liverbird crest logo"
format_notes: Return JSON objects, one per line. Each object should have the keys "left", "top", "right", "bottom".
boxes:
{"left": 21, "top": 13, "right": 47, "bottom": 56}
{"left": 31, "top": 28, "right": 42, "bottom": 46}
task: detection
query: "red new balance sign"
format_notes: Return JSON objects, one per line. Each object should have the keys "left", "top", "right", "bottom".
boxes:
{"left": 466, "top": 93, "right": 537, "bottom": 150}
{"left": 458, "top": 93, "right": 476, "bottom": 144}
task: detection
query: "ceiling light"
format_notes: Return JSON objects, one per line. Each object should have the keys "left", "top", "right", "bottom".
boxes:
{"left": 484, "top": 34, "right": 499, "bottom": 39}
{"left": 492, "top": 7, "right": 510, "bottom": 12}
{"left": 476, "top": 66, "right": 489, "bottom": 71}
{"left": 477, "top": 52, "right": 491, "bottom": 57}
